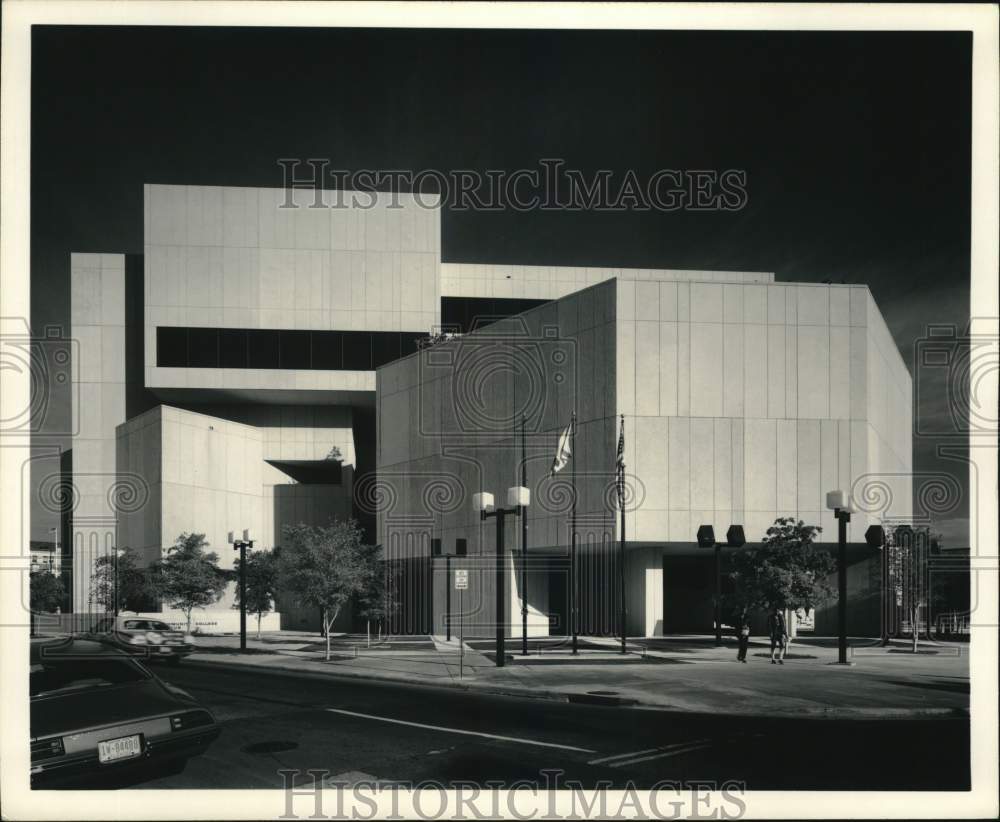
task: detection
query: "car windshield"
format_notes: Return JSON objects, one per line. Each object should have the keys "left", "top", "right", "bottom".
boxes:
{"left": 122, "top": 620, "right": 147, "bottom": 630}
{"left": 148, "top": 621, "right": 174, "bottom": 632}
{"left": 30, "top": 658, "right": 150, "bottom": 698}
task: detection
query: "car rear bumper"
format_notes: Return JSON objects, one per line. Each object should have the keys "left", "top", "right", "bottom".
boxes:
{"left": 117, "top": 644, "right": 196, "bottom": 661}
{"left": 31, "top": 726, "right": 221, "bottom": 789}
{"left": 148, "top": 645, "right": 196, "bottom": 659}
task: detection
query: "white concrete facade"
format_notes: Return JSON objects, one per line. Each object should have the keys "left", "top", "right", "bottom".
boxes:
{"left": 116, "top": 406, "right": 264, "bottom": 569}
{"left": 144, "top": 185, "right": 440, "bottom": 399}
{"left": 615, "top": 278, "right": 913, "bottom": 549}
{"left": 615, "top": 277, "right": 912, "bottom": 636}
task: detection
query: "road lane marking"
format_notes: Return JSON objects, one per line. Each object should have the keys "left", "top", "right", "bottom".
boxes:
{"left": 588, "top": 738, "right": 712, "bottom": 765}
{"left": 608, "top": 742, "right": 714, "bottom": 767}
{"left": 324, "top": 708, "right": 596, "bottom": 753}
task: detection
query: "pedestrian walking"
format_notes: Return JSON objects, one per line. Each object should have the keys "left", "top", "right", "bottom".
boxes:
{"left": 767, "top": 606, "right": 788, "bottom": 664}
{"left": 736, "top": 611, "right": 751, "bottom": 663}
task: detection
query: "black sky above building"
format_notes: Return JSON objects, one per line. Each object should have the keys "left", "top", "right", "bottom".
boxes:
{"left": 29, "top": 26, "right": 972, "bottom": 544}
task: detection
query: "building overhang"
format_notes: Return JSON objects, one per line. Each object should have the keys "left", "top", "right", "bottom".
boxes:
{"left": 146, "top": 386, "right": 376, "bottom": 407}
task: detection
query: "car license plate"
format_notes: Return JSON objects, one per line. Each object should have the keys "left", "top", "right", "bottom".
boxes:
{"left": 98, "top": 734, "right": 142, "bottom": 764}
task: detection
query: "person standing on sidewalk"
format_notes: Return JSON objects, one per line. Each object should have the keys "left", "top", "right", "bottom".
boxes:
{"left": 767, "top": 607, "right": 788, "bottom": 665}
{"left": 736, "top": 611, "right": 752, "bottom": 663}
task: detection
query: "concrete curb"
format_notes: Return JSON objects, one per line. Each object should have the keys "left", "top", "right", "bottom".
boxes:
{"left": 180, "top": 655, "right": 968, "bottom": 720}
{"left": 183, "top": 655, "right": 572, "bottom": 704}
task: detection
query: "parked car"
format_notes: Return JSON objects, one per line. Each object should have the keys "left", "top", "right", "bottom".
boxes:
{"left": 30, "top": 636, "right": 221, "bottom": 788}
{"left": 86, "top": 616, "right": 196, "bottom": 664}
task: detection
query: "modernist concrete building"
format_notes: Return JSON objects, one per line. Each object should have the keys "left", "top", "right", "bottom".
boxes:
{"left": 377, "top": 273, "right": 913, "bottom": 639}
{"left": 64, "top": 183, "right": 912, "bottom": 636}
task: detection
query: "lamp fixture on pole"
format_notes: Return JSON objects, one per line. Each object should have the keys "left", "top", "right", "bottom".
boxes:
{"left": 228, "top": 528, "right": 253, "bottom": 652}
{"left": 697, "top": 524, "right": 746, "bottom": 646}
{"left": 826, "top": 490, "right": 856, "bottom": 664}
{"left": 474, "top": 487, "right": 530, "bottom": 667}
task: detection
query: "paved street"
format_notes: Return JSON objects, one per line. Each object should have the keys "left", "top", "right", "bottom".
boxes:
{"left": 132, "top": 662, "right": 969, "bottom": 793}
{"left": 184, "top": 632, "right": 971, "bottom": 717}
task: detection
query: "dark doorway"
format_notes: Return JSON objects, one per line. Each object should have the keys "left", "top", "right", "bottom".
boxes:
{"left": 548, "top": 557, "right": 568, "bottom": 636}
{"left": 663, "top": 555, "right": 715, "bottom": 633}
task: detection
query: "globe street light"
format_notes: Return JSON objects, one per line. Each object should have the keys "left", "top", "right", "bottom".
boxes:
{"left": 826, "top": 490, "right": 856, "bottom": 664}
{"left": 474, "top": 486, "right": 530, "bottom": 667}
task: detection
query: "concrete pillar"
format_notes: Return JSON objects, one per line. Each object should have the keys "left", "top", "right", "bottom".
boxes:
{"left": 625, "top": 547, "right": 665, "bottom": 637}
{"left": 70, "top": 253, "right": 126, "bottom": 614}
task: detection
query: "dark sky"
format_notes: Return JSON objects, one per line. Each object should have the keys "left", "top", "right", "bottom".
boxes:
{"left": 29, "top": 26, "right": 972, "bottom": 544}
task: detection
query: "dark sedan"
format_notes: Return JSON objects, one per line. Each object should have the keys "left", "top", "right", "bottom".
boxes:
{"left": 30, "top": 637, "right": 221, "bottom": 788}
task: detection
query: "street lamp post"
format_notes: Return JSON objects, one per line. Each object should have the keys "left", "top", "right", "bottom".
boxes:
{"left": 520, "top": 417, "right": 529, "bottom": 656}
{"left": 826, "top": 490, "right": 855, "bottom": 665}
{"left": 697, "top": 524, "right": 746, "bottom": 646}
{"left": 30, "top": 561, "right": 40, "bottom": 637}
{"left": 474, "top": 486, "right": 530, "bottom": 668}
{"left": 228, "top": 529, "right": 253, "bottom": 652}
{"left": 49, "top": 526, "right": 59, "bottom": 573}
{"left": 111, "top": 547, "right": 124, "bottom": 617}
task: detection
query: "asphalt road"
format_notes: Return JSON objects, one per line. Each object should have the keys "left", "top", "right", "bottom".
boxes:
{"left": 131, "top": 662, "right": 968, "bottom": 792}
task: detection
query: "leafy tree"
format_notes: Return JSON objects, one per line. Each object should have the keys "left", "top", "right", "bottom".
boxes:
{"left": 278, "top": 519, "right": 369, "bottom": 660}
{"left": 234, "top": 549, "right": 280, "bottom": 639}
{"left": 89, "top": 546, "right": 158, "bottom": 614}
{"left": 153, "top": 533, "right": 228, "bottom": 632}
{"left": 30, "top": 571, "right": 65, "bottom": 636}
{"left": 728, "top": 518, "right": 836, "bottom": 622}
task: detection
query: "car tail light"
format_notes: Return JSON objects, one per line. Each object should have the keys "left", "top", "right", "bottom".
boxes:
{"left": 170, "top": 710, "right": 213, "bottom": 731}
{"left": 31, "top": 738, "right": 64, "bottom": 762}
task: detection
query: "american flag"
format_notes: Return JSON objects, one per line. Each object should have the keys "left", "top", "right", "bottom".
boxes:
{"left": 550, "top": 419, "right": 573, "bottom": 475}
{"left": 616, "top": 415, "right": 625, "bottom": 507}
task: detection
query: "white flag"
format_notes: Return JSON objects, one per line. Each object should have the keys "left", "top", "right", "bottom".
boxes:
{"left": 550, "top": 420, "right": 573, "bottom": 475}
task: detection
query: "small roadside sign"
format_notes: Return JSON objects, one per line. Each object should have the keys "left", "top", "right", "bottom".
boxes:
{"left": 454, "top": 569, "right": 468, "bottom": 590}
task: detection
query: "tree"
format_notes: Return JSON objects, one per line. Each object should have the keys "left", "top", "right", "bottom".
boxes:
{"left": 30, "top": 570, "right": 65, "bottom": 636}
{"left": 278, "top": 519, "right": 369, "bottom": 660}
{"left": 355, "top": 543, "right": 393, "bottom": 646}
{"left": 886, "top": 524, "right": 945, "bottom": 650}
{"left": 153, "top": 533, "right": 228, "bottom": 632}
{"left": 89, "top": 546, "right": 158, "bottom": 614}
{"left": 728, "top": 518, "right": 836, "bottom": 621}
{"left": 234, "top": 549, "right": 279, "bottom": 639}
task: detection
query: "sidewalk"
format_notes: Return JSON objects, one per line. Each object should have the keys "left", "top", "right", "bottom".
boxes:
{"left": 181, "top": 631, "right": 969, "bottom": 719}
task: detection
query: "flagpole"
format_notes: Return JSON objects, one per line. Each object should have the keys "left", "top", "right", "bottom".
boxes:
{"left": 571, "top": 410, "right": 578, "bottom": 655}
{"left": 619, "top": 415, "right": 627, "bottom": 655}
{"left": 521, "top": 414, "right": 529, "bottom": 656}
